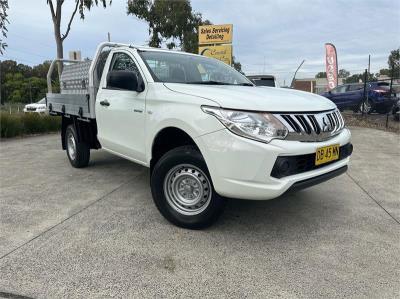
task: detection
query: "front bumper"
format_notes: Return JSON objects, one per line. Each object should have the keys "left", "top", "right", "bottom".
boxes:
{"left": 195, "top": 128, "right": 352, "bottom": 200}
{"left": 373, "top": 97, "right": 396, "bottom": 109}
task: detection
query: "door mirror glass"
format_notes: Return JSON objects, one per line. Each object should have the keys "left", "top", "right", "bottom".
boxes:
{"left": 106, "top": 70, "right": 139, "bottom": 91}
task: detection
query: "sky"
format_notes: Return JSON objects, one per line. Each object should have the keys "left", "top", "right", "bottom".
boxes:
{"left": 3, "top": 0, "right": 400, "bottom": 85}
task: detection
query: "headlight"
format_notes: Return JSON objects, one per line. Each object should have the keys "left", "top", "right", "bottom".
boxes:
{"left": 202, "top": 106, "right": 288, "bottom": 143}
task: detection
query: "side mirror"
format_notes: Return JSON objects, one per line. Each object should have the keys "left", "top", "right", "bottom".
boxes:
{"left": 328, "top": 90, "right": 332, "bottom": 94}
{"left": 106, "top": 70, "right": 142, "bottom": 92}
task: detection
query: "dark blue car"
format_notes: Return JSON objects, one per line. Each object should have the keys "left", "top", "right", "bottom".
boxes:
{"left": 322, "top": 82, "right": 395, "bottom": 113}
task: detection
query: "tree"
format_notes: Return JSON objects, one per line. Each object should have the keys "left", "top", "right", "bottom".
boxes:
{"left": 343, "top": 72, "right": 376, "bottom": 84}
{"left": 388, "top": 48, "right": 400, "bottom": 78}
{"left": 127, "top": 0, "right": 242, "bottom": 69}
{"left": 338, "top": 69, "right": 350, "bottom": 78}
{"left": 232, "top": 56, "right": 242, "bottom": 73}
{"left": 127, "top": 0, "right": 210, "bottom": 53}
{"left": 377, "top": 68, "right": 389, "bottom": 77}
{"left": 1, "top": 59, "right": 59, "bottom": 104}
{"left": 315, "top": 72, "right": 326, "bottom": 78}
{"left": 0, "top": 0, "right": 8, "bottom": 54}
{"left": 47, "top": 0, "right": 110, "bottom": 73}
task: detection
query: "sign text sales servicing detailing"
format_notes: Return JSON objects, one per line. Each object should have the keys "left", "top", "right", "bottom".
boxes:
{"left": 198, "top": 24, "right": 233, "bottom": 45}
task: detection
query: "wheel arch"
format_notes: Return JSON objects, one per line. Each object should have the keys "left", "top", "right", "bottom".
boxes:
{"left": 150, "top": 126, "right": 202, "bottom": 173}
{"left": 61, "top": 116, "right": 100, "bottom": 150}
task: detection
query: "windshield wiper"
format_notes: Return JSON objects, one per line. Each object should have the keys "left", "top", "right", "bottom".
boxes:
{"left": 237, "top": 82, "right": 254, "bottom": 86}
{"left": 185, "top": 81, "right": 232, "bottom": 85}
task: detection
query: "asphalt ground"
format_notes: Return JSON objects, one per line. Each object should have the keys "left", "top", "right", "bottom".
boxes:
{"left": 0, "top": 127, "right": 399, "bottom": 298}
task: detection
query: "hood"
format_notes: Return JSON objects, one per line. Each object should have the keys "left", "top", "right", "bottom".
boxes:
{"left": 164, "top": 84, "right": 336, "bottom": 112}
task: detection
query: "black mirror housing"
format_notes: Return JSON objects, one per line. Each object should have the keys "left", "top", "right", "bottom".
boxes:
{"left": 107, "top": 70, "right": 140, "bottom": 92}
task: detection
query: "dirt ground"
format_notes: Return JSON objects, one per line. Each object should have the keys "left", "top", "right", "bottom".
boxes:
{"left": 342, "top": 111, "right": 399, "bottom": 134}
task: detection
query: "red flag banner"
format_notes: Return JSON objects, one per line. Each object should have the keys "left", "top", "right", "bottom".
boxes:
{"left": 325, "top": 43, "right": 338, "bottom": 90}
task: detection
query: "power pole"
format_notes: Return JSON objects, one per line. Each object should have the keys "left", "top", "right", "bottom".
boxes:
{"left": 368, "top": 54, "right": 371, "bottom": 74}
{"left": 107, "top": 32, "right": 111, "bottom": 42}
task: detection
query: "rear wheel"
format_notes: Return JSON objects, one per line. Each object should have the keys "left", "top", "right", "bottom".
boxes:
{"left": 394, "top": 109, "right": 400, "bottom": 121}
{"left": 65, "top": 125, "right": 90, "bottom": 168}
{"left": 150, "top": 146, "right": 224, "bottom": 229}
{"left": 359, "top": 101, "right": 372, "bottom": 114}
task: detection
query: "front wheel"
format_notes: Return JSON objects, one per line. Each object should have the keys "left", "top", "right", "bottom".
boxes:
{"left": 65, "top": 125, "right": 90, "bottom": 168}
{"left": 150, "top": 146, "right": 224, "bottom": 229}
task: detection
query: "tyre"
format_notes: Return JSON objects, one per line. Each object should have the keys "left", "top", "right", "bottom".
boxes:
{"left": 150, "top": 146, "right": 225, "bottom": 229}
{"left": 394, "top": 110, "right": 400, "bottom": 121}
{"left": 65, "top": 124, "right": 90, "bottom": 168}
{"left": 358, "top": 101, "right": 372, "bottom": 114}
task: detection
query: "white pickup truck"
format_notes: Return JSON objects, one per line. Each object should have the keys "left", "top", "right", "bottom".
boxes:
{"left": 47, "top": 42, "right": 353, "bottom": 228}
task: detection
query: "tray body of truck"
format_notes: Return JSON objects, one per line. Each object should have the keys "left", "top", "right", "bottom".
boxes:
{"left": 46, "top": 42, "right": 129, "bottom": 120}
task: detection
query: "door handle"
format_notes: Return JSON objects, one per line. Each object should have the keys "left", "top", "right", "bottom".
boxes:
{"left": 100, "top": 100, "right": 110, "bottom": 107}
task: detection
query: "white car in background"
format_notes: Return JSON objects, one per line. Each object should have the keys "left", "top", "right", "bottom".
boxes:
{"left": 247, "top": 75, "right": 279, "bottom": 87}
{"left": 24, "top": 98, "right": 47, "bottom": 113}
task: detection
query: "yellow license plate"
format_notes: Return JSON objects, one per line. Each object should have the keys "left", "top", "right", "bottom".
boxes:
{"left": 315, "top": 144, "right": 340, "bottom": 166}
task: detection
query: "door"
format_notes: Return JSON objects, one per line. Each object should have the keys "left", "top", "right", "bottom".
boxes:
{"left": 345, "top": 84, "right": 364, "bottom": 108}
{"left": 96, "top": 51, "right": 147, "bottom": 163}
{"left": 329, "top": 85, "right": 348, "bottom": 108}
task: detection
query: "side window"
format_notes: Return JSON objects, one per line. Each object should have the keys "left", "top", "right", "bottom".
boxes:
{"left": 348, "top": 84, "right": 363, "bottom": 91}
{"left": 110, "top": 52, "right": 142, "bottom": 80}
{"left": 333, "top": 85, "right": 347, "bottom": 93}
{"left": 331, "top": 87, "right": 339, "bottom": 94}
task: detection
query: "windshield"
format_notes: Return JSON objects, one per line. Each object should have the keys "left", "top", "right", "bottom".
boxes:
{"left": 139, "top": 51, "right": 253, "bottom": 86}
{"left": 377, "top": 82, "right": 390, "bottom": 90}
{"left": 38, "top": 98, "right": 46, "bottom": 104}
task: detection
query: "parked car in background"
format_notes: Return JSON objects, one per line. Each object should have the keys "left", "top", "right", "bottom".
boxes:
{"left": 392, "top": 98, "right": 400, "bottom": 121}
{"left": 247, "top": 75, "right": 278, "bottom": 87}
{"left": 321, "top": 82, "right": 396, "bottom": 114}
{"left": 24, "top": 98, "right": 47, "bottom": 113}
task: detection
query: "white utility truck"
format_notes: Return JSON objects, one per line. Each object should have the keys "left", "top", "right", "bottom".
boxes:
{"left": 47, "top": 42, "right": 353, "bottom": 228}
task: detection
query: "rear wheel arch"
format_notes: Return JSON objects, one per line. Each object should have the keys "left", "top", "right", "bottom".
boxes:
{"left": 61, "top": 116, "right": 100, "bottom": 150}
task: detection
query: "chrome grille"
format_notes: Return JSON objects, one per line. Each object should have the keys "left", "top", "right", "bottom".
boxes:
{"left": 275, "top": 109, "right": 345, "bottom": 142}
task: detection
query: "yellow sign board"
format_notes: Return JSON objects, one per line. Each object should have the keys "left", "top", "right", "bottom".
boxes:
{"left": 199, "top": 24, "right": 233, "bottom": 45}
{"left": 199, "top": 44, "right": 232, "bottom": 65}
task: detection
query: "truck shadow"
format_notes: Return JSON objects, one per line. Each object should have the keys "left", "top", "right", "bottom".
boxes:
{"left": 214, "top": 189, "right": 346, "bottom": 237}
{"left": 90, "top": 151, "right": 345, "bottom": 235}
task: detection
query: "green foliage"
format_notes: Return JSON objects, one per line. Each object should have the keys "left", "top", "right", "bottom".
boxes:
{"left": 315, "top": 72, "right": 326, "bottom": 78}
{"left": 338, "top": 69, "right": 350, "bottom": 78}
{"left": 0, "top": 112, "right": 61, "bottom": 138}
{"left": 343, "top": 72, "right": 377, "bottom": 84}
{"left": 377, "top": 68, "right": 390, "bottom": 77}
{"left": 1, "top": 60, "right": 59, "bottom": 104}
{"left": 127, "top": 0, "right": 211, "bottom": 53}
{"left": 232, "top": 56, "right": 242, "bottom": 73}
{"left": 77, "top": 0, "right": 110, "bottom": 19}
{"left": 315, "top": 69, "right": 349, "bottom": 79}
{"left": 388, "top": 48, "right": 400, "bottom": 78}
